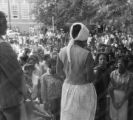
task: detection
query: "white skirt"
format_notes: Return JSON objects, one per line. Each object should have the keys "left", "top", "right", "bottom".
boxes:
{"left": 109, "top": 90, "right": 128, "bottom": 120}
{"left": 60, "top": 82, "right": 97, "bottom": 120}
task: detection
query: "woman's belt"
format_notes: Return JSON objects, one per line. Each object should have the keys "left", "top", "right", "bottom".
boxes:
{"left": 65, "top": 78, "right": 91, "bottom": 85}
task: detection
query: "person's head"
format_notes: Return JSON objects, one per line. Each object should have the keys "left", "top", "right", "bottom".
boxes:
{"left": 108, "top": 53, "right": 115, "bottom": 62}
{"left": 117, "top": 56, "right": 128, "bottom": 74}
{"left": 0, "top": 11, "right": 7, "bottom": 35}
{"left": 45, "top": 57, "right": 56, "bottom": 75}
{"left": 37, "top": 48, "right": 45, "bottom": 62}
{"left": 38, "top": 54, "right": 50, "bottom": 72}
{"left": 129, "top": 42, "right": 133, "bottom": 51}
{"left": 24, "top": 48, "right": 31, "bottom": 56}
{"left": 70, "top": 23, "right": 89, "bottom": 48}
{"left": 95, "top": 52, "right": 109, "bottom": 67}
{"left": 97, "top": 43, "right": 105, "bottom": 52}
{"left": 105, "top": 46, "right": 111, "bottom": 53}
{"left": 67, "top": 22, "right": 90, "bottom": 62}
{"left": 19, "top": 55, "right": 29, "bottom": 66}
{"left": 43, "top": 54, "right": 50, "bottom": 61}
{"left": 51, "top": 51, "right": 58, "bottom": 59}
{"left": 111, "top": 46, "right": 116, "bottom": 53}
{"left": 23, "top": 55, "right": 39, "bottom": 75}
{"left": 100, "top": 46, "right": 105, "bottom": 52}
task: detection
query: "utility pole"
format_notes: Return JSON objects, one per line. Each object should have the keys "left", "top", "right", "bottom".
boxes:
{"left": 8, "top": 0, "right": 11, "bottom": 29}
{"left": 52, "top": 16, "right": 54, "bottom": 32}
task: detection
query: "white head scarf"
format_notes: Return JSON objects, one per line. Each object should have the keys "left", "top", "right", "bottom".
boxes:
{"left": 67, "top": 22, "right": 89, "bottom": 62}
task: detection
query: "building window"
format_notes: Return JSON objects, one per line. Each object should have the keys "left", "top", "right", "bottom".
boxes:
{"left": 21, "top": 3, "right": 30, "bottom": 19}
{"left": 30, "top": 3, "right": 35, "bottom": 20}
{"left": 31, "top": 14, "right": 35, "bottom": 20}
{"left": 0, "top": 3, "right": 8, "bottom": 16}
{"left": 11, "top": 4, "right": 19, "bottom": 19}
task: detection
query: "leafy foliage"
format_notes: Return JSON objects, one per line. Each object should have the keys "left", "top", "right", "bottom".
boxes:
{"left": 33, "top": 0, "right": 133, "bottom": 33}
{"left": 92, "top": 0, "right": 133, "bottom": 31}
{"left": 33, "top": 0, "right": 97, "bottom": 30}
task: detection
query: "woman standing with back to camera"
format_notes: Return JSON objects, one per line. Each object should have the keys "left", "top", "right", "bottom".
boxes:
{"left": 56, "top": 23, "right": 97, "bottom": 120}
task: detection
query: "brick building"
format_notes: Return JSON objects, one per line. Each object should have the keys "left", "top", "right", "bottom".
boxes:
{"left": 0, "top": 0, "right": 39, "bottom": 32}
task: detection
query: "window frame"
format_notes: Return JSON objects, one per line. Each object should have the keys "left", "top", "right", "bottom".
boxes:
{"left": 11, "top": 3, "right": 19, "bottom": 19}
{"left": 21, "top": 3, "right": 30, "bottom": 20}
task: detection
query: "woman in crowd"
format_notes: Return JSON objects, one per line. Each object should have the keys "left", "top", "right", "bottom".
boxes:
{"left": 127, "top": 58, "right": 133, "bottom": 120}
{"left": 109, "top": 57, "right": 133, "bottom": 120}
{"left": 94, "top": 52, "right": 110, "bottom": 120}
{"left": 40, "top": 57, "right": 62, "bottom": 120}
{"left": 18, "top": 48, "right": 30, "bottom": 66}
{"left": 56, "top": 22, "right": 97, "bottom": 120}
{"left": 24, "top": 54, "right": 41, "bottom": 100}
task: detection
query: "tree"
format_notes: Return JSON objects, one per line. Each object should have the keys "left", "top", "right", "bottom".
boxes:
{"left": 33, "top": 0, "right": 133, "bottom": 33}
{"left": 33, "top": 0, "right": 96, "bottom": 30}
{"left": 91, "top": 0, "right": 133, "bottom": 33}
{"left": 33, "top": 0, "right": 57, "bottom": 26}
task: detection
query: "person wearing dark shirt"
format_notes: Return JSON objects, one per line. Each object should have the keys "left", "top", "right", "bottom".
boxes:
{"left": 94, "top": 52, "right": 110, "bottom": 120}
{"left": 0, "top": 11, "right": 25, "bottom": 120}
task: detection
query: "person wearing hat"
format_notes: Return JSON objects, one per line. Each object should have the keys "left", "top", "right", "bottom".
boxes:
{"left": 56, "top": 22, "right": 97, "bottom": 120}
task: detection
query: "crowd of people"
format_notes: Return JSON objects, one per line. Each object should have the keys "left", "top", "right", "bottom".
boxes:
{"left": 1, "top": 10, "right": 133, "bottom": 120}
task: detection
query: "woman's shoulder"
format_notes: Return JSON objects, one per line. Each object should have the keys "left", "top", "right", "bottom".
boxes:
{"left": 41, "top": 74, "right": 63, "bottom": 85}
{"left": 0, "top": 41, "right": 14, "bottom": 54}
{"left": 127, "top": 71, "right": 133, "bottom": 78}
{"left": 41, "top": 73, "right": 49, "bottom": 79}
{"left": 52, "top": 75, "right": 63, "bottom": 89}
{"left": 53, "top": 74, "right": 63, "bottom": 81}
{"left": 0, "top": 41, "right": 10, "bottom": 48}
{"left": 58, "top": 46, "right": 67, "bottom": 62}
{"left": 72, "top": 46, "right": 90, "bottom": 61}
{"left": 74, "top": 45, "right": 89, "bottom": 54}
{"left": 110, "top": 69, "right": 118, "bottom": 78}
{"left": 0, "top": 38, "right": 9, "bottom": 45}
{"left": 59, "top": 46, "right": 67, "bottom": 54}
{"left": 111, "top": 69, "right": 118, "bottom": 74}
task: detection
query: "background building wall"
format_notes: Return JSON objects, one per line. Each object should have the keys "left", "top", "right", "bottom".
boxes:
{"left": 0, "top": 0, "right": 38, "bottom": 33}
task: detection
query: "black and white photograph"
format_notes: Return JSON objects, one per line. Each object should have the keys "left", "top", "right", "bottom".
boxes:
{"left": 0, "top": 0, "right": 133, "bottom": 120}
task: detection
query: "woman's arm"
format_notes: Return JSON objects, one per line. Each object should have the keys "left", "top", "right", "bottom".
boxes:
{"left": 108, "top": 81, "right": 114, "bottom": 100}
{"left": 108, "top": 72, "right": 116, "bottom": 100}
{"left": 56, "top": 54, "right": 65, "bottom": 80}
{"left": 108, "top": 81, "right": 120, "bottom": 109}
{"left": 40, "top": 77, "right": 48, "bottom": 104}
{"left": 93, "top": 66, "right": 103, "bottom": 85}
{"left": 108, "top": 72, "right": 120, "bottom": 109}
{"left": 119, "top": 75, "right": 133, "bottom": 107}
{"left": 86, "top": 52, "right": 95, "bottom": 83}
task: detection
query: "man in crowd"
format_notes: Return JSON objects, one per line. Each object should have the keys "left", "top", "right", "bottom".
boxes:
{"left": 0, "top": 11, "right": 26, "bottom": 120}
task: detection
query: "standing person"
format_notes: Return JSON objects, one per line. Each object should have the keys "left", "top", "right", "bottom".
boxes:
{"left": 40, "top": 57, "right": 62, "bottom": 120}
{"left": 56, "top": 22, "right": 97, "bottom": 120}
{"left": 109, "top": 57, "right": 133, "bottom": 120}
{"left": 94, "top": 52, "right": 110, "bottom": 120}
{"left": 0, "top": 11, "right": 26, "bottom": 120}
{"left": 23, "top": 54, "right": 40, "bottom": 100}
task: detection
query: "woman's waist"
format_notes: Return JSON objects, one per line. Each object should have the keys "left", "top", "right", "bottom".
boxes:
{"left": 113, "top": 88, "right": 126, "bottom": 91}
{"left": 47, "top": 94, "right": 61, "bottom": 100}
{"left": 47, "top": 97, "right": 61, "bottom": 102}
{"left": 65, "top": 78, "right": 91, "bottom": 85}
{"left": 62, "top": 81, "right": 96, "bottom": 96}
{"left": 113, "top": 90, "right": 126, "bottom": 96}
{"left": 113, "top": 87, "right": 127, "bottom": 92}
